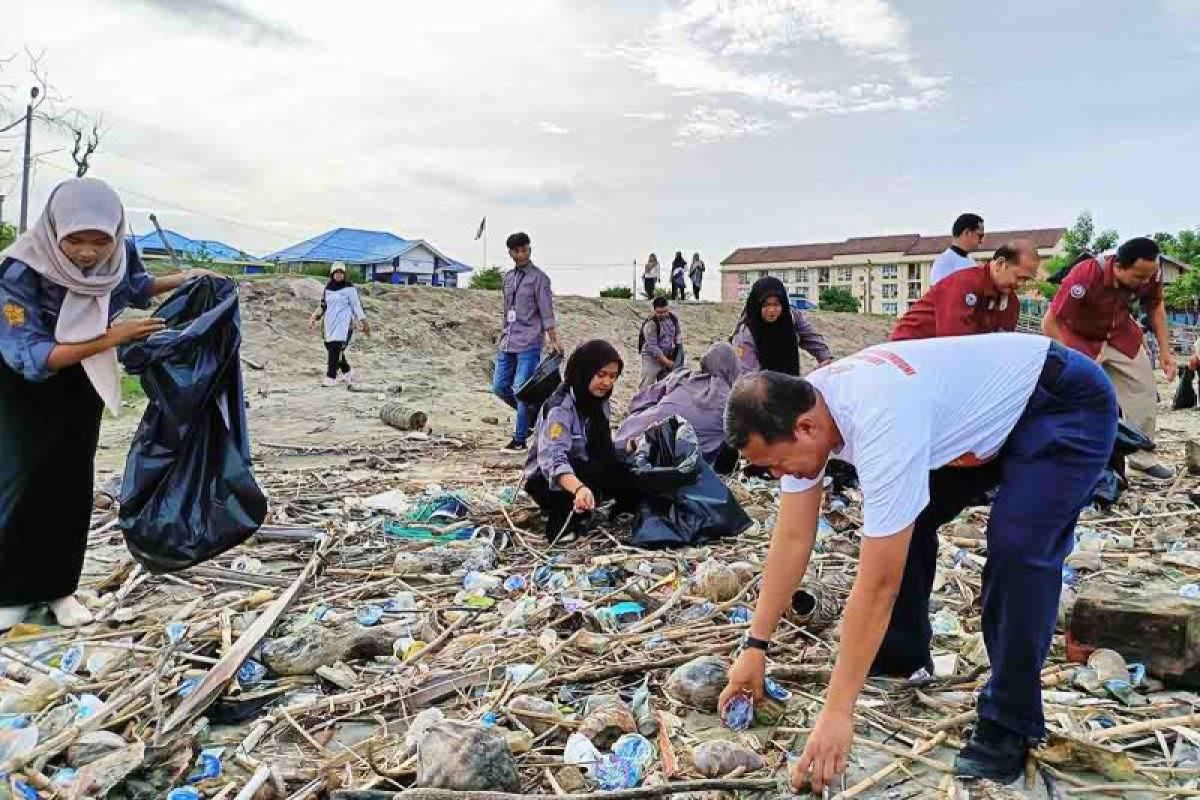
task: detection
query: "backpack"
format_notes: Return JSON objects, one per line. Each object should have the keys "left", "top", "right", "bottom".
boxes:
{"left": 638, "top": 312, "right": 679, "bottom": 353}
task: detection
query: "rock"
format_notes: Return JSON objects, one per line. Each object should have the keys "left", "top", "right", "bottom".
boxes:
{"left": 262, "top": 621, "right": 404, "bottom": 676}
{"left": 728, "top": 561, "right": 757, "bottom": 584}
{"left": 507, "top": 695, "right": 566, "bottom": 735}
{"left": 1188, "top": 439, "right": 1200, "bottom": 476}
{"left": 416, "top": 720, "right": 520, "bottom": 792}
{"left": 316, "top": 661, "right": 361, "bottom": 690}
{"left": 553, "top": 765, "right": 588, "bottom": 792}
{"left": 665, "top": 656, "right": 728, "bottom": 712}
{"left": 693, "top": 559, "right": 741, "bottom": 603}
{"left": 67, "top": 731, "right": 129, "bottom": 768}
{"left": 1069, "top": 583, "right": 1200, "bottom": 678}
{"left": 692, "top": 740, "right": 766, "bottom": 777}
{"left": 393, "top": 544, "right": 496, "bottom": 576}
{"left": 481, "top": 416, "right": 500, "bottom": 426}
{"left": 577, "top": 699, "right": 636, "bottom": 749}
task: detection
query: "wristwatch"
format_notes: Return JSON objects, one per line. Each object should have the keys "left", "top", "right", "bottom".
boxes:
{"left": 745, "top": 636, "right": 770, "bottom": 653}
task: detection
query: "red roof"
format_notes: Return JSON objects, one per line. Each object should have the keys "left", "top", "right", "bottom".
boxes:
{"left": 722, "top": 227, "right": 1067, "bottom": 265}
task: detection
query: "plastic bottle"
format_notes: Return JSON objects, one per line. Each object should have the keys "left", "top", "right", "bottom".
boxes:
{"left": 564, "top": 731, "right": 602, "bottom": 776}
{"left": 722, "top": 693, "right": 753, "bottom": 731}
{"left": 1182, "top": 584, "right": 1200, "bottom": 599}
{"left": 463, "top": 571, "right": 502, "bottom": 592}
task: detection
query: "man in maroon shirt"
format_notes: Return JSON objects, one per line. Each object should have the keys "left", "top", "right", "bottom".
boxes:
{"left": 892, "top": 240, "right": 1039, "bottom": 341}
{"left": 1043, "top": 237, "right": 1176, "bottom": 478}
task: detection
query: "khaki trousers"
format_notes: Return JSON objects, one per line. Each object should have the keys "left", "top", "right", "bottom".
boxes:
{"left": 1097, "top": 343, "right": 1159, "bottom": 470}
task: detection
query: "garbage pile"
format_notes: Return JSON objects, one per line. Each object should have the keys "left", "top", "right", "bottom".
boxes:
{"left": 4, "top": 433, "right": 1200, "bottom": 799}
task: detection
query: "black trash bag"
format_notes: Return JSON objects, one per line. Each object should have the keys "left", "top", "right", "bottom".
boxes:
{"left": 1092, "top": 418, "right": 1154, "bottom": 508}
{"left": 1174, "top": 366, "right": 1197, "bottom": 410}
{"left": 515, "top": 352, "right": 563, "bottom": 406}
{"left": 1091, "top": 468, "right": 1126, "bottom": 509}
{"left": 118, "top": 277, "right": 266, "bottom": 573}
{"left": 629, "top": 417, "right": 752, "bottom": 549}
{"left": 1114, "top": 418, "right": 1154, "bottom": 456}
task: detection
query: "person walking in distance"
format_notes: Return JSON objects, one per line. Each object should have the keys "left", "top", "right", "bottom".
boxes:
{"left": 493, "top": 231, "right": 562, "bottom": 453}
{"left": 308, "top": 261, "right": 368, "bottom": 387}
{"left": 930, "top": 213, "right": 985, "bottom": 286}
{"left": 642, "top": 254, "right": 660, "bottom": 299}
{"left": 639, "top": 296, "right": 681, "bottom": 390}
{"left": 689, "top": 252, "right": 706, "bottom": 301}
{"left": 671, "top": 251, "right": 687, "bottom": 301}
{"left": 1042, "top": 236, "right": 1177, "bottom": 478}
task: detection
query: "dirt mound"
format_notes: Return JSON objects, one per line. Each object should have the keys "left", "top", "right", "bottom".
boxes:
{"left": 96, "top": 279, "right": 894, "bottom": 470}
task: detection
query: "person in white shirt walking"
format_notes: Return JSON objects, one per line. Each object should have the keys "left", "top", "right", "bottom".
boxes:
{"left": 308, "top": 261, "right": 369, "bottom": 386}
{"left": 718, "top": 333, "right": 1116, "bottom": 791}
{"left": 930, "top": 213, "right": 985, "bottom": 286}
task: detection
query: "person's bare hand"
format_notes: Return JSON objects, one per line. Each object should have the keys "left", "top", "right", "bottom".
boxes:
{"left": 1161, "top": 350, "right": 1179, "bottom": 381}
{"left": 573, "top": 486, "right": 596, "bottom": 513}
{"left": 793, "top": 709, "right": 853, "bottom": 794}
{"left": 108, "top": 318, "right": 165, "bottom": 345}
{"left": 718, "top": 648, "right": 766, "bottom": 711}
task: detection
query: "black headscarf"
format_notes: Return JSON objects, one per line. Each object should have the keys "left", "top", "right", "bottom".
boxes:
{"left": 739, "top": 276, "right": 800, "bottom": 375}
{"left": 545, "top": 339, "right": 624, "bottom": 463}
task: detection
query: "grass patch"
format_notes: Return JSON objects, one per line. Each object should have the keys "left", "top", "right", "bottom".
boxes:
{"left": 121, "top": 374, "right": 145, "bottom": 400}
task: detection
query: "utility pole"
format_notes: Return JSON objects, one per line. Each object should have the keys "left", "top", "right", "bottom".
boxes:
{"left": 0, "top": 194, "right": 5, "bottom": 228}
{"left": 18, "top": 86, "right": 39, "bottom": 233}
{"left": 632, "top": 259, "right": 637, "bottom": 295}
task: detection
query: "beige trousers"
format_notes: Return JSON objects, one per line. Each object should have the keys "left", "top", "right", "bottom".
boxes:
{"left": 1097, "top": 343, "right": 1159, "bottom": 470}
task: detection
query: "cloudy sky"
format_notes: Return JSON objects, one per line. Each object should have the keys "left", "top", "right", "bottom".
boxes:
{"left": 3, "top": 0, "right": 1199, "bottom": 297}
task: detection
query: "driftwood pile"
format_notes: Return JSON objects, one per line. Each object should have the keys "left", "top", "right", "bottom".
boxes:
{"left": 4, "top": 431, "right": 1200, "bottom": 799}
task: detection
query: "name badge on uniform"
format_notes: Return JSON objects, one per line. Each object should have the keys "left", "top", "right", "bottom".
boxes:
{"left": 2, "top": 302, "right": 25, "bottom": 327}
{"left": 507, "top": 309, "right": 517, "bottom": 323}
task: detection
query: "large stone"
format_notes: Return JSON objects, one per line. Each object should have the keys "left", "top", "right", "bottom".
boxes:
{"left": 1068, "top": 583, "right": 1200, "bottom": 679}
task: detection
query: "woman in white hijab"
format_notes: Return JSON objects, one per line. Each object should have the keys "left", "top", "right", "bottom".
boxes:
{"left": 0, "top": 177, "right": 220, "bottom": 631}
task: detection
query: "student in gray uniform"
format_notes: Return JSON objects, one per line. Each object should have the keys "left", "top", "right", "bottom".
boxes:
{"left": 639, "top": 296, "right": 681, "bottom": 390}
{"left": 524, "top": 339, "right": 638, "bottom": 542}
{"left": 616, "top": 341, "right": 740, "bottom": 473}
{"left": 689, "top": 253, "right": 706, "bottom": 300}
{"left": 732, "top": 276, "right": 831, "bottom": 375}
{"left": 308, "top": 261, "right": 369, "bottom": 386}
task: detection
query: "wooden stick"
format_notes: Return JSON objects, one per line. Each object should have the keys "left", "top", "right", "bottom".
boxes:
{"left": 1092, "top": 713, "right": 1200, "bottom": 743}
{"left": 328, "top": 778, "right": 780, "bottom": 799}
{"left": 160, "top": 531, "right": 335, "bottom": 735}
{"left": 835, "top": 732, "right": 947, "bottom": 799}
{"left": 1061, "top": 784, "right": 1200, "bottom": 796}
{"left": 233, "top": 764, "right": 273, "bottom": 800}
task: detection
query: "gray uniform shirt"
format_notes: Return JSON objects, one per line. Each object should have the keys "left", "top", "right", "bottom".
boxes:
{"left": 500, "top": 263, "right": 557, "bottom": 353}
{"left": 732, "top": 308, "right": 831, "bottom": 373}
{"left": 523, "top": 389, "right": 611, "bottom": 486}
{"left": 640, "top": 315, "right": 681, "bottom": 360}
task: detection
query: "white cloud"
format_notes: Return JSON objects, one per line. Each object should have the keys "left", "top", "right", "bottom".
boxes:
{"left": 623, "top": 111, "right": 670, "bottom": 121}
{"left": 538, "top": 121, "right": 571, "bottom": 135}
{"left": 674, "top": 105, "right": 773, "bottom": 145}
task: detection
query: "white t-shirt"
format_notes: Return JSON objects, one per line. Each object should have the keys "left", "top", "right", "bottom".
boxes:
{"left": 780, "top": 333, "right": 1051, "bottom": 537}
{"left": 929, "top": 247, "right": 976, "bottom": 285}
{"left": 322, "top": 286, "right": 366, "bottom": 342}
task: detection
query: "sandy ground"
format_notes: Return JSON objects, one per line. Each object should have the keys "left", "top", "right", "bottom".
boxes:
{"left": 95, "top": 279, "right": 896, "bottom": 476}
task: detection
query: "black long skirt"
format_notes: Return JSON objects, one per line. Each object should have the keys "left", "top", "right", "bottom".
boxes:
{"left": 0, "top": 358, "right": 103, "bottom": 605}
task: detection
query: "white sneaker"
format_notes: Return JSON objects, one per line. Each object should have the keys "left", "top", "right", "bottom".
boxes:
{"left": 341, "top": 369, "right": 355, "bottom": 386}
{"left": 321, "top": 377, "right": 338, "bottom": 388}
{"left": 0, "top": 605, "right": 30, "bottom": 632}
{"left": 48, "top": 595, "right": 94, "bottom": 628}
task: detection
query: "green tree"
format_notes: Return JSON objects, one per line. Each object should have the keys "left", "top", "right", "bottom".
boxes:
{"left": 469, "top": 266, "right": 503, "bottom": 290}
{"left": 0, "top": 222, "right": 15, "bottom": 251}
{"left": 1155, "top": 228, "right": 1200, "bottom": 267}
{"left": 1035, "top": 280, "right": 1058, "bottom": 301}
{"left": 1061, "top": 211, "right": 1119, "bottom": 262}
{"left": 599, "top": 286, "right": 633, "bottom": 299}
{"left": 819, "top": 286, "right": 860, "bottom": 313}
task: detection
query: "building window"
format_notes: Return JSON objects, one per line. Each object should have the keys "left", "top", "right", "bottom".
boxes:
{"left": 883, "top": 302, "right": 898, "bottom": 315}
{"left": 838, "top": 267, "right": 852, "bottom": 282}
{"left": 796, "top": 268, "right": 808, "bottom": 283}
{"left": 882, "top": 283, "right": 898, "bottom": 299}
{"left": 908, "top": 281, "right": 921, "bottom": 299}
{"left": 908, "top": 264, "right": 920, "bottom": 280}
{"left": 881, "top": 264, "right": 898, "bottom": 279}
{"left": 818, "top": 267, "right": 830, "bottom": 284}
{"left": 779, "top": 270, "right": 793, "bottom": 283}
{"left": 738, "top": 272, "right": 750, "bottom": 285}
{"left": 758, "top": 271, "right": 769, "bottom": 279}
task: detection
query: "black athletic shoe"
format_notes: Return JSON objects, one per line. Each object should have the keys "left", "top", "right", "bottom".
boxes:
{"left": 954, "top": 718, "right": 1029, "bottom": 784}
{"left": 500, "top": 438, "right": 527, "bottom": 453}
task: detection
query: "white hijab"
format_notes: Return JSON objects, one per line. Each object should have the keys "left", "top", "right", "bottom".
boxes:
{"left": 1, "top": 178, "right": 128, "bottom": 411}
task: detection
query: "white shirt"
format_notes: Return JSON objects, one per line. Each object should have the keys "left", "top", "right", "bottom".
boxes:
{"left": 322, "top": 286, "right": 366, "bottom": 342}
{"left": 780, "top": 333, "right": 1051, "bottom": 537}
{"left": 929, "top": 247, "right": 976, "bottom": 285}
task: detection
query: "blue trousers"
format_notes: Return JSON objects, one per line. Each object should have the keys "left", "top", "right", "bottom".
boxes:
{"left": 493, "top": 347, "right": 542, "bottom": 442}
{"left": 872, "top": 343, "right": 1116, "bottom": 738}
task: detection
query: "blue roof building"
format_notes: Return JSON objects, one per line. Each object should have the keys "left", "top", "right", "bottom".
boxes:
{"left": 263, "top": 227, "right": 472, "bottom": 287}
{"left": 130, "top": 229, "right": 260, "bottom": 267}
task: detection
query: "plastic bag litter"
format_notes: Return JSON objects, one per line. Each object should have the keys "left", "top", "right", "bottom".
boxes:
{"left": 1174, "top": 365, "right": 1197, "bottom": 410}
{"left": 692, "top": 740, "right": 765, "bottom": 777}
{"left": 629, "top": 417, "right": 751, "bottom": 549}
{"left": 665, "top": 656, "right": 728, "bottom": 712}
{"left": 118, "top": 277, "right": 266, "bottom": 573}
{"left": 515, "top": 351, "right": 563, "bottom": 407}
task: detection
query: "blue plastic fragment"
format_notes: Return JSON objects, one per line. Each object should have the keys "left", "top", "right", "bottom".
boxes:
{"left": 595, "top": 753, "right": 641, "bottom": 790}
{"left": 764, "top": 676, "right": 791, "bottom": 701}
{"left": 722, "top": 693, "right": 754, "bottom": 731}
{"left": 237, "top": 660, "right": 267, "bottom": 686}
{"left": 727, "top": 606, "right": 752, "bottom": 625}
{"left": 356, "top": 605, "right": 384, "bottom": 626}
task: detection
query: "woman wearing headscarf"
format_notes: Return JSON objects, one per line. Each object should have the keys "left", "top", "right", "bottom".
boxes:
{"left": 731, "top": 276, "right": 833, "bottom": 375}
{"left": 671, "top": 251, "right": 687, "bottom": 301}
{"left": 688, "top": 253, "right": 706, "bottom": 301}
{"left": 642, "top": 254, "right": 660, "bottom": 299}
{"left": 616, "top": 341, "right": 740, "bottom": 473}
{"left": 308, "top": 261, "right": 369, "bottom": 387}
{"left": 524, "top": 339, "right": 637, "bottom": 541}
{"left": 0, "top": 178, "right": 222, "bottom": 631}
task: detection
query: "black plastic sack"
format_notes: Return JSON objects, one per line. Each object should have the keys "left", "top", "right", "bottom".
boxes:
{"left": 515, "top": 352, "right": 563, "bottom": 406}
{"left": 629, "top": 417, "right": 752, "bottom": 549}
{"left": 1174, "top": 366, "right": 1197, "bottom": 410}
{"left": 117, "top": 277, "right": 266, "bottom": 573}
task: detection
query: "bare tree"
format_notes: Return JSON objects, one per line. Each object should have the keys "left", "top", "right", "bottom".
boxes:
{"left": 65, "top": 113, "right": 103, "bottom": 177}
{"left": 0, "top": 48, "right": 55, "bottom": 135}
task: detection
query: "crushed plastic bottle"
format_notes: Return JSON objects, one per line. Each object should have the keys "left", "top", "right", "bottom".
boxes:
{"left": 58, "top": 644, "right": 85, "bottom": 675}
{"left": 503, "top": 575, "right": 528, "bottom": 593}
{"left": 231, "top": 556, "right": 262, "bottom": 573}
{"left": 8, "top": 776, "right": 38, "bottom": 800}
{"left": 764, "top": 676, "right": 791, "bottom": 701}
{"left": 177, "top": 678, "right": 200, "bottom": 698}
{"left": 505, "top": 664, "right": 547, "bottom": 685}
{"left": 167, "top": 788, "right": 202, "bottom": 800}
{"left": 73, "top": 694, "right": 104, "bottom": 722}
{"left": 631, "top": 680, "right": 657, "bottom": 737}
{"left": 1181, "top": 584, "right": 1200, "bottom": 599}
{"left": 678, "top": 602, "right": 716, "bottom": 623}
{"left": 564, "top": 731, "right": 603, "bottom": 776}
{"left": 50, "top": 768, "right": 77, "bottom": 787}
{"left": 165, "top": 622, "right": 189, "bottom": 644}
{"left": 237, "top": 660, "right": 267, "bottom": 686}
{"left": 722, "top": 693, "right": 753, "bottom": 731}
{"left": 382, "top": 594, "right": 417, "bottom": 613}
{"left": 0, "top": 718, "right": 39, "bottom": 762}
{"left": 480, "top": 711, "right": 501, "bottom": 727}
{"left": 187, "top": 748, "right": 223, "bottom": 783}
{"left": 1061, "top": 564, "right": 1079, "bottom": 587}
{"left": 931, "top": 608, "right": 962, "bottom": 636}
{"left": 595, "top": 753, "right": 641, "bottom": 790}
{"left": 356, "top": 605, "right": 384, "bottom": 626}
{"left": 726, "top": 606, "right": 752, "bottom": 625}
{"left": 463, "top": 571, "right": 502, "bottom": 592}
{"left": 613, "top": 733, "right": 655, "bottom": 771}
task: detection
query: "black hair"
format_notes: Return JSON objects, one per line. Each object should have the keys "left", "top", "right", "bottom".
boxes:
{"left": 952, "top": 213, "right": 984, "bottom": 237}
{"left": 652, "top": 296, "right": 669, "bottom": 309}
{"left": 506, "top": 232, "right": 531, "bottom": 250}
{"left": 724, "top": 372, "right": 818, "bottom": 449}
{"left": 1116, "top": 237, "right": 1160, "bottom": 268}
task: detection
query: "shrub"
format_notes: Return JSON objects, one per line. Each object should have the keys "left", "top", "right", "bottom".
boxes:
{"left": 469, "top": 266, "right": 503, "bottom": 290}
{"left": 818, "top": 286, "right": 860, "bottom": 312}
{"left": 600, "top": 286, "right": 633, "bottom": 299}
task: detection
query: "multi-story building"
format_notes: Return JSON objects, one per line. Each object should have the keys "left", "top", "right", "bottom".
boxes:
{"left": 720, "top": 228, "right": 1067, "bottom": 315}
